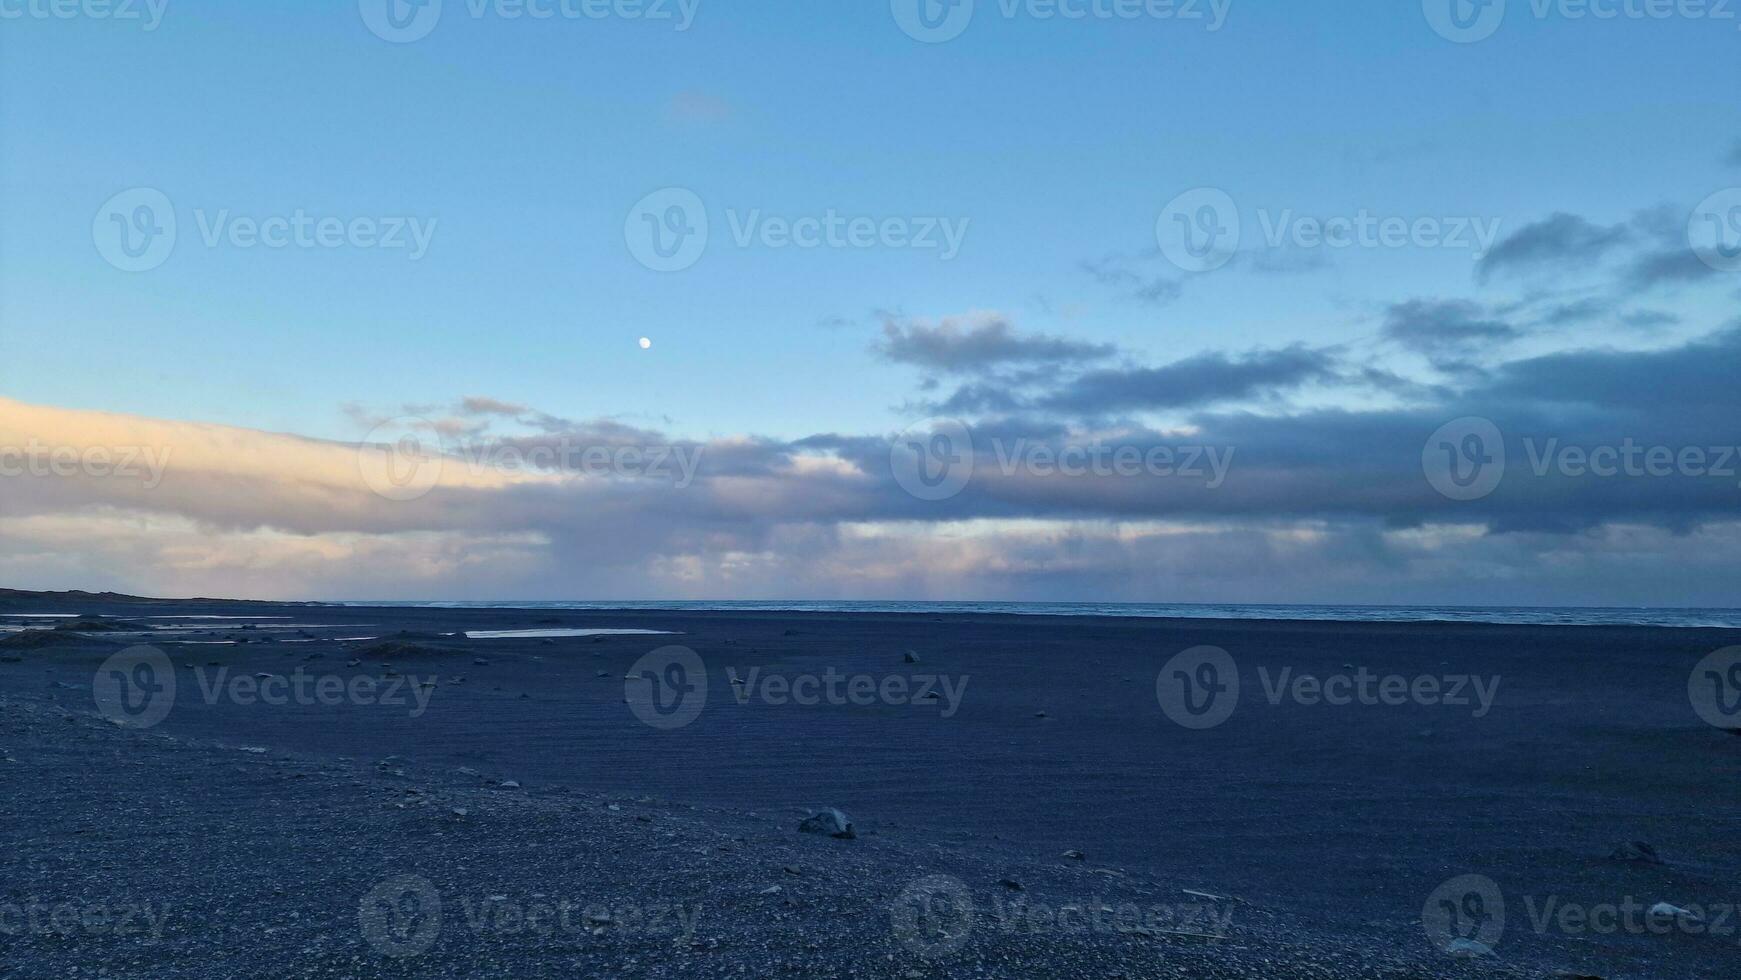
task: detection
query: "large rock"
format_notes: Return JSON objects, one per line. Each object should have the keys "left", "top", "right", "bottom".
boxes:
{"left": 798, "top": 808, "right": 855, "bottom": 840}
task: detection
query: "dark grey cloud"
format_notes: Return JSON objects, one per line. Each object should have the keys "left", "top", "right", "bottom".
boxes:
{"left": 1382, "top": 300, "right": 1520, "bottom": 357}
{"left": 876, "top": 315, "right": 1114, "bottom": 373}
{"left": 1081, "top": 255, "right": 1182, "bottom": 307}
{"left": 1040, "top": 345, "right": 1343, "bottom": 415}
{"left": 1626, "top": 246, "right": 1722, "bottom": 289}
{"left": 1476, "top": 213, "right": 1630, "bottom": 283}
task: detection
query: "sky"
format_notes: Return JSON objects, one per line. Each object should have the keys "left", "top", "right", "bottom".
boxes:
{"left": 2, "top": 0, "right": 1741, "bottom": 604}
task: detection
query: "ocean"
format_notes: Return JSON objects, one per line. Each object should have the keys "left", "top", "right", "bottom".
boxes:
{"left": 331, "top": 600, "right": 1741, "bottom": 629}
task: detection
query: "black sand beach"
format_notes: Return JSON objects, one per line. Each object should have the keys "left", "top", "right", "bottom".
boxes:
{"left": 2, "top": 591, "right": 1736, "bottom": 978}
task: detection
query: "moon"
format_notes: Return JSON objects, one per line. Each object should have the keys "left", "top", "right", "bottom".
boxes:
{"left": 638, "top": 337, "right": 652, "bottom": 350}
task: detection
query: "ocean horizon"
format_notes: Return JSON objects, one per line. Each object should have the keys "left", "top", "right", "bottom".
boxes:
{"left": 327, "top": 599, "right": 1741, "bottom": 630}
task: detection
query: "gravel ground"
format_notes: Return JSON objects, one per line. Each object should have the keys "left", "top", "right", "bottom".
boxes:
{"left": 0, "top": 692, "right": 1537, "bottom": 978}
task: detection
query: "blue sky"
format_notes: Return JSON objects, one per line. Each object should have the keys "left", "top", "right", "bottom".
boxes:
{"left": 4, "top": 1, "right": 1741, "bottom": 601}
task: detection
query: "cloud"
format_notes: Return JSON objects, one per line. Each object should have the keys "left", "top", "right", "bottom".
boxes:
{"left": 1382, "top": 299, "right": 1520, "bottom": 358}
{"left": 1081, "top": 255, "right": 1182, "bottom": 307}
{"left": 1476, "top": 213, "right": 1630, "bottom": 283}
{"left": 1039, "top": 345, "right": 1344, "bottom": 415}
{"left": 875, "top": 313, "right": 1114, "bottom": 374}
{"left": 1626, "top": 246, "right": 1722, "bottom": 289}
{"left": 461, "top": 397, "right": 530, "bottom": 417}
{"left": 12, "top": 318, "right": 1741, "bottom": 604}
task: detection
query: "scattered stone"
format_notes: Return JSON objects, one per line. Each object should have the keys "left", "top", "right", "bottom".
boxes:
{"left": 1445, "top": 938, "right": 1495, "bottom": 958}
{"left": 1062, "top": 850, "right": 1086, "bottom": 861}
{"left": 798, "top": 808, "right": 855, "bottom": 840}
{"left": 1648, "top": 902, "right": 1701, "bottom": 924}
{"left": 998, "top": 878, "right": 1024, "bottom": 892}
{"left": 903, "top": 650, "right": 921, "bottom": 664}
{"left": 499, "top": 780, "right": 522, "bottom": 790}
{"left": 760, "top": 885, "right": 782, "bottom": 895}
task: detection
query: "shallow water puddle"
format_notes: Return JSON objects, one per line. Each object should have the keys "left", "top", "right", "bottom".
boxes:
{"left": 463, "top": 628, "right": 676, "bottom": 639}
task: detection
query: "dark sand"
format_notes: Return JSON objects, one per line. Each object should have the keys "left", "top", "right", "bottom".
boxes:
{"left": 1, "top": 592, "right": 1736, "bottom": 977}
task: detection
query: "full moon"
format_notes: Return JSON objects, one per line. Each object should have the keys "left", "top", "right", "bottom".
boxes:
{"left": 638, "top": 337, "right": 652, "bottom": 350}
